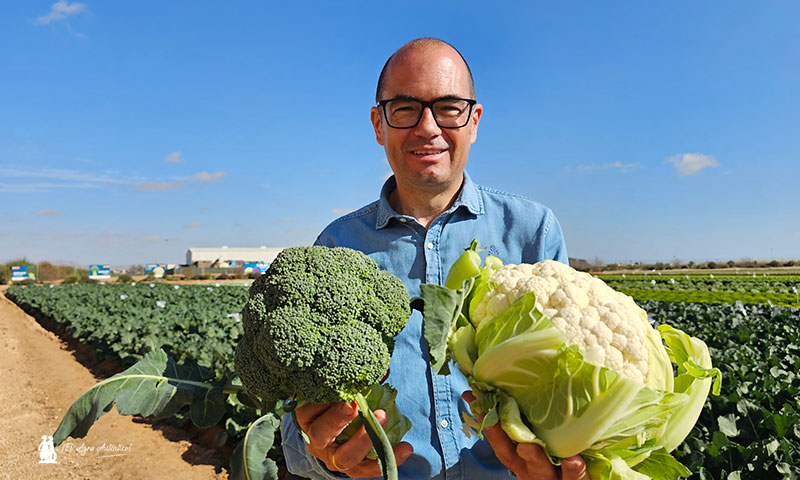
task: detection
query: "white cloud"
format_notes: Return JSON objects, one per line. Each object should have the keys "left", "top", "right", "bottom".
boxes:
{"left": 331, "top": 208, "right": 354, "bottom": 215}
{"left": 137, "top": 181, "right": 181, "bottom": 191}
{"left": 164, "top": 151, "right": 183, "bottom": 163}
{"left": 36, "top": 210, "right": 60, "bottom": 217}
{"left": 35, "top": 1, "right": 87, "bottom": 25}
{"left": 192, "top": 171, "right": 227, "bottom": 182}
{"left": 0, "top": 167, "right": 127, "bottom": 184}
{"left": 140, "top": 234, "right": 165, "bottom": 242}
{"left": 665, "top": 153, "right": 720, "bottom": 176}
{"left": 569, "top": 161, "right": 642, "bottom": 173}
{"left": 0, "top": 182, "right": 100, "bottom": 193}
{"left": 183, "top": 222, "right": 205, "bottom": 229}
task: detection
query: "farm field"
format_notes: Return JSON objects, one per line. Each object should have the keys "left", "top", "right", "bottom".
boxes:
{"left": 0, "top": 287, "right": 227, "bottom": 480}
{"left": 3, "top": 272, "right": 800, "bottom": 479}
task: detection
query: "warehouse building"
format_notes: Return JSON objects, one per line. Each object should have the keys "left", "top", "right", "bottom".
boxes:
{"left": 186, "top": 246, "right": 286, "bottom": 268}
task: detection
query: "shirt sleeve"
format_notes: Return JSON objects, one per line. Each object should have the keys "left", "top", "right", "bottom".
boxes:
{"left": 280, "top": 414, "right": 351, "bottom": 480}
{"left": 544, "top": 208, "right": 569, "bottom": 264}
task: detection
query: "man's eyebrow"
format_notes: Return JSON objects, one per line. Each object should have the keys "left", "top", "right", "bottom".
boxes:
{"left": 385, "top": 94, "right": 468, "bottom": 102}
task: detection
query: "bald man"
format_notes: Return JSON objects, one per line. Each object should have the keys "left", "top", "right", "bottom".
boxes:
{"left": 282, "top": 38, "right": 588, "bottom": 480}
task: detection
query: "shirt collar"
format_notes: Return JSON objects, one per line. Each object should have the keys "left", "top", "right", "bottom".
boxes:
{"left": 375, "top": 171, "right": 484, "bottom": 229}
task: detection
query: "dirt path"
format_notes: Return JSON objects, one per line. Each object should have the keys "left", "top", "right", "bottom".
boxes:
{"left": 0, "top": 289, "right": 228, "bottom": 480}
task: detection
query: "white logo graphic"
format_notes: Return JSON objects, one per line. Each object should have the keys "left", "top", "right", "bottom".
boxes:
{"left": 38, "top": 435, "right": 57, "bottom": 464}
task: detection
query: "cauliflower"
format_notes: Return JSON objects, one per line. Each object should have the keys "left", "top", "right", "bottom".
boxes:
{"left": 416, "top": 241, "right": 721, "bottom": 480}
{"left": 471, "top": 260, "right": 652, "bottom": 384}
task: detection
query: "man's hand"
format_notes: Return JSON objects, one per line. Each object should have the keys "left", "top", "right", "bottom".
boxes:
{"left": 462, "top": 392, "right": 590, "bottom": 480}
{"left": 294, "top": 401, "right": 414, "bottom": 478}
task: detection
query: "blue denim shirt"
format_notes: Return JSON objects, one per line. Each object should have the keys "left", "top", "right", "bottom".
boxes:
{"left": 282, "top": 171, "right": 568, "bottom": 480}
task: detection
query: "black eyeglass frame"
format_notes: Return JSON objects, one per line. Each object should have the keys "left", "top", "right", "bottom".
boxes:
{"left": 377, "top": 96, "right": 478, "bottom": 129}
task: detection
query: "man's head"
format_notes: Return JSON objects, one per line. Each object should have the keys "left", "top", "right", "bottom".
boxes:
{"left": 375, "top": 38, "right": 476, "bottom": 103}
{"left": 371, "top": 38, "right": 482, "bottom": 199}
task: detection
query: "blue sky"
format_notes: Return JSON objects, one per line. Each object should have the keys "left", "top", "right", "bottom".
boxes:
{"left": 1, "top": 1, "right": 798, "bottom": 266}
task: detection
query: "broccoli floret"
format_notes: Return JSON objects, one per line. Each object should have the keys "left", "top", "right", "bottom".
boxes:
{"left": 235, "top": 246, "right": 411, "bottom": 404}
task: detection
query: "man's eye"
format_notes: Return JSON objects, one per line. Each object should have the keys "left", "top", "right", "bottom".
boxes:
{"left": 436, "top": 106, "right": 463, "bottom": 116}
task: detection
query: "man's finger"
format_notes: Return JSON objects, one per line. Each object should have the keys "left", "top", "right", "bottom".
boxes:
{"left": 331, "top": 409, "right": 389, "bottom": 470}
{"left": 461, "top": 390, "right": 476, "bottom": 404}
{"left": 294, "top": 403, "right": 333, "bottom": 432}
{"left": 560, "top": 455, "right": 590, "bottom": 480}
{"left": 482, "top": 423, "right": 523, "bottom": 471}
{"left": 516, "top": 442, "right": 550, "bottom": 465}
{"left": 306, "top": 401, "right": 359, "bottom": 446}
{"left": 334, "top": 441, "right": 415, "bottom": 479}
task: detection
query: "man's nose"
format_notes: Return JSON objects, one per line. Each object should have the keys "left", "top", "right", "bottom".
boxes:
{"left": 413, "top": 106, "right": 442, "bottom": 136}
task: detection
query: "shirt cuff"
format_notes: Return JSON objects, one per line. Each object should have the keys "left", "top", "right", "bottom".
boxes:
{"left": 280, "top": 413, "right": 351, "bottom": 480}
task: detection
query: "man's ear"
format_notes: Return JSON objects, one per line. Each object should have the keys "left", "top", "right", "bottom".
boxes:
{"left": 469, "top": 103, "right": 483, "bottom": 145}
{"left": 371, "top": 106, "right": 385, "bottom": 146}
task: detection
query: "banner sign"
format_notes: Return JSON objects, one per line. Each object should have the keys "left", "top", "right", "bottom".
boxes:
{"left": 11, "top": 265, "right": 35, "bottom": 281}
{"left": 146, "top": 264, "right": 167, "bottom": 278}
{"left": 244, "top": 262, "right": 271, "bottom": 275}
{"left": 89, "top": 265, "right": 111, "bottom": 280}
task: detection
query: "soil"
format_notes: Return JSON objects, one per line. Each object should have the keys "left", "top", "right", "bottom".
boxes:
{"left": 0, "top": 287, "right": 229, "bottom": 480}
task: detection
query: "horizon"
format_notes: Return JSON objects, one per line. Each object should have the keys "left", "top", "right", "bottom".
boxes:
{"left": 2, "top": 2, "right": 798, "bottom": 266}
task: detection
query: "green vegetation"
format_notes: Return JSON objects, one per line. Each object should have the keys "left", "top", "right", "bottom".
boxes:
{"left": 6, "top": 251, "right": 799, "bottom": 478}
{"left": 640, "top": 301, "right": 800, "bottom": 479}
{"left": 599, "top": 274, "right": 800, "bottom": 308}
{"left": 8, "top": 246, "right": 413, "bottom": 480}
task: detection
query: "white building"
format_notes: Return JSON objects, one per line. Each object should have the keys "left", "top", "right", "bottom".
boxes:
{"left": 186, "top": 246, "right": 286, "bottom": 267}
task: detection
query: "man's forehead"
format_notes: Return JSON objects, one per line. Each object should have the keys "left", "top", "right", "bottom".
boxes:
{"left": 383, "top": 49, "right": 470, "bottom": 97}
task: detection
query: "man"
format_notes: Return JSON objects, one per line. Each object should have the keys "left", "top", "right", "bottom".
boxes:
{"left": 281, "top": 38, "right": 590, "bottom": 480}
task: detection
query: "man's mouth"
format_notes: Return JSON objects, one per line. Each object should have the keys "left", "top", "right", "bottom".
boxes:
{"left": 410, "top": 148, "right": 447, "bottom": 156}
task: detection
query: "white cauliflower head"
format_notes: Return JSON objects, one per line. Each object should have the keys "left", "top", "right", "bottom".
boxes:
{"left": 471, "top": 260, "right": 652, "bottom": 383}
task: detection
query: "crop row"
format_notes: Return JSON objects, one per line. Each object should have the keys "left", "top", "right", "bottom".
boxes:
{"left": 599, "top": 274, "right": 800, "bottom": 308}
{"left": 641, "top": 300, "right": 800, "bottom": 479}
{"left": 599, "top": 274, "right": 800, "bottom": 294}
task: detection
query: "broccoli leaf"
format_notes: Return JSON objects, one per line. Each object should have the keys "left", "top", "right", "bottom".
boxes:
{"left": 53, "top": 348, "right": 224, "bottom": 445}
{"left": 230, "top": 413, "right": 281, "bottom": 480}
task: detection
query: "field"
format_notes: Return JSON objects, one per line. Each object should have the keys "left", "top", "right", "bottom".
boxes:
{"left": 4, "top": 272, "right": 800, "bottom": 479}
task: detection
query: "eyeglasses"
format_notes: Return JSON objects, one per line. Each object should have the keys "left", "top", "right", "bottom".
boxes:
{"left": 377, "top": 96, "right": 477, "bottom": 129}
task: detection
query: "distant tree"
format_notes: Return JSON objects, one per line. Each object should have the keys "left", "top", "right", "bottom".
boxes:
{"left": 785, "top": 260, "right": 796, "bottom": 267}
{"left": 767, "top": 260, "right": 780, "bottom": 267}
{"left": 707, "top": 261, "right": 718, "bottom": 269}
{"left": 727, "top": 260, "right": 736, "bottom": 268}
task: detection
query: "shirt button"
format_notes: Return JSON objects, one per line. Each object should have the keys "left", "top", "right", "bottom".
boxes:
{"left": 427, "top": 242, "right": 434, "bottom": 250}
{"left": 399, "top": 218, "right": 407, "bottom": 223}
{"left": 439, "top": 419, "right": 449, "bottom": 429}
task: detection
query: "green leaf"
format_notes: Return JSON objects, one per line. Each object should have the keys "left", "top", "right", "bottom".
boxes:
{"left": 230, "top": 413, "right": 281, "bottom": 480}
{"left": 718, "top": 414, "right": 740, "bottom": 438}
{"left": 190, "top": 387, "right": 226, "bottom": 428}
{"left": 53, "top": 349, "right": 218, "bottom": 446}
{"left": 417, "top": 283, "right": 465, "bottom": 375}
{"left": 632, "top": 448, "right": 692, "bottom": 480}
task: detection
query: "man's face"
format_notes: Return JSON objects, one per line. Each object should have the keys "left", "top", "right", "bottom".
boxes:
{"left": 370, "top": 46, "right": 482, "bottom": 196}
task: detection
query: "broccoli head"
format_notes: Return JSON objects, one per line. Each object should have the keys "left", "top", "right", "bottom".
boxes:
{"left": 234, "top": 245, "right": 411, "bottom": 404}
